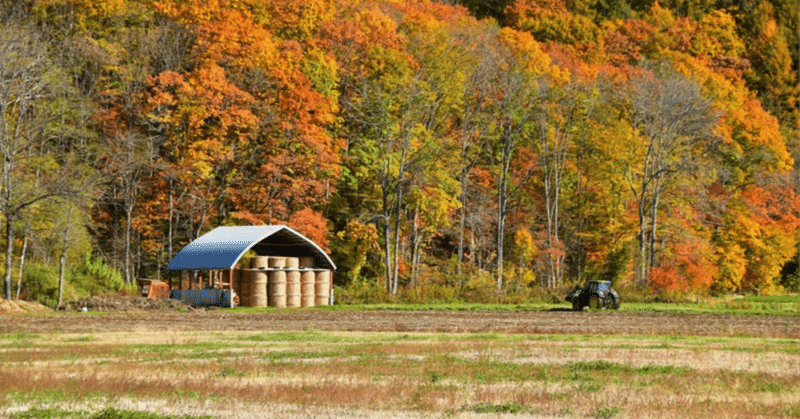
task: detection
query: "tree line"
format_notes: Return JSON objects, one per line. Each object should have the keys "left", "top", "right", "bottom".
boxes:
{"left": 1, "top": 0, "right": 797, "bottom": 306}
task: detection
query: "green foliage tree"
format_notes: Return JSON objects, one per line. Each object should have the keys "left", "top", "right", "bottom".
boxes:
{"left": 0, "top": 20, "right": 93, "bottom": 300}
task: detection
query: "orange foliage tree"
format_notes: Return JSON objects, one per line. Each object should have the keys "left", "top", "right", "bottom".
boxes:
{"left": 143, "top": 0, "right": 342, "bottom": 246}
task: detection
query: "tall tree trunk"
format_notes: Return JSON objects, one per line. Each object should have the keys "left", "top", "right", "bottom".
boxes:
{"left": 2, "top": 140, "right": 13, "bottom": 300}
{"left": 637, "top": 205, "right": 648, "bottom": 288}
{"left": 381, "top": 175, "right": 393, "bottom": 294}
{"left": 391, "top": 185, "right": 404, "bottom": 295}
{"left": 125, "top": 205, "right": 133, "bottom": 284}
{"left": 457, "top": 192, "right": 465, "bottom": 287}
{"left": 16, "top": 233, "right": 27, "bottom": 299}
{"left": 4, "top": 216, "right": 14, "bottom": 300}
{"left": 57, "top": 253, "right": 66, "bottom": 308}
{"left": 57, "top": 204, "right": 74, "bottom": 309}
{"left": 410, "top": 206, "right": 420, "bottom": 287}
{"left": 168, "top": 178, "right": 173, "bottom": 261}
{"left": 496, "top": 150, "right": 509, "bottom": 292}
{"left": 544, "top": 171, "right": 554, "bottom": 289}
{"left": 383, "top": 220, "right": 392, "bottom": 294}
{"left": 457, "top": 106, "right": 481, "bottom": 289}
{"left": 649, "top": 188, "right": 661, "bottom": 270}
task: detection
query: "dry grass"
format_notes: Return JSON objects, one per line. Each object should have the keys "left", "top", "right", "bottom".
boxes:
{"left": 1, "top": 330, "right": 797, "bottom": 419}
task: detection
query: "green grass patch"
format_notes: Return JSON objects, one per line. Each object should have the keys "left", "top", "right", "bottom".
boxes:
{"left": 260, "top": 350, "right": 338, "bottom": 361}
{"left": 128, "top": 341, "right": 231, "bottom": 354}
{"left": 319, "top": 299, "right": 799, "bottom": 316}
{"left": 467, "top": 401, "right": 527, "bottom": 414}
{"left": 62, "top": 336, "right": 98, "bottom": 343}
{"left": 8, "top": 407, "right": 216, "bottom": 419}
{"left": 8, "top": 406, "right": 91, "bottom": 419}
{"left": 567, "top": 360, "right": 688, "bottom": 376}
{"left": 740, "top": 295, "right": 798, "bottom": 303}
{"left": 243, "top": 330, "right": 346, "bottom": 343}
{"left": 0, "top": 333, "right": 41, "bottom": 341}
{"left": 622, "top": 301, "right": 798, "bottom": 316}
{"left": 595, "top": 405, "right": 621, "bottom": 418}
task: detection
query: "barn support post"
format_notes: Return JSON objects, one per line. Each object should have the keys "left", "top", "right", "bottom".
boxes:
{"left": 329, "top": 271, "right": 335, "bottom": 305}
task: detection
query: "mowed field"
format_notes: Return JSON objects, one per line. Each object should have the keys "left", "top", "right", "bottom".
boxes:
{"left": 1, "top": 309, "right": 798, "bottom": 419}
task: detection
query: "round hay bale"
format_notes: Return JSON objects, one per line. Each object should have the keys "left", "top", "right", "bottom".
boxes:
{"left": 238, "top": 270, "right": 252, "bottom": 307}
{"left": 250, "top": 256, "right": 270, "bottom": 270}
{"left": 250, "top": 271, "right": 268, "bottom": 308}
{"left": 286, "top": 271, "right": 301, "bottom": 307}
{"left": 315, "top": 270, "right": 331, "bottom": 306}
{"left": 232, "top": 269, "right": 242, "bottom": 295}
{"left": 268, "top": 257, "right": 287, "bottom": 269}
{"left": 285, "top": 257, "right": 300, "bottom": 269}
{"left": 268, "top": 270, "right": 287, "bottom": 308}
{"left": 301, "top": 271, "right": 315, "bottom": 307}
{"left": 299, "top": 256, "right": 315, "bottom": 269}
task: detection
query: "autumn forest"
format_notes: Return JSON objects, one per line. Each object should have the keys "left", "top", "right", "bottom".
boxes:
{"left": 1, "top": 0, "right": 798, "bottom": 305}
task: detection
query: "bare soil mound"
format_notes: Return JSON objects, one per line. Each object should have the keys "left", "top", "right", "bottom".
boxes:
{"left": 0, "top": 299, "right": 52, "bottom": 314}
{"left": 60, "top": 295, "right": 190, "bottom": 312}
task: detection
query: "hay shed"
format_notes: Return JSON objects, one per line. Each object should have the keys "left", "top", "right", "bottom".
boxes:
{"left": 165, "top": 225, "right": 336, "bottom": 308}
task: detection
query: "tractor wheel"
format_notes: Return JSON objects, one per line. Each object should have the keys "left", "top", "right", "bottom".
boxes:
{"left": 610, "top": 295, "right": 621, "bottom": 310}
{"left": 589, "top": 296, "right": 603, "bottom": 310}
{"left": 603, "top": 295, "right": 617, "bottom": 309}
{"left": 572, "top": 300, "right": 583, "bottom": 311}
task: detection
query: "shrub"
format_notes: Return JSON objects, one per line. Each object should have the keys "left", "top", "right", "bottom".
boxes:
{"left": 334, "top": 279, "right": 390, "bottom": 304}
{"left": 73, "top": 255, "right": 125, "bottom": 295}
{"left": 459, "top": 271, "right": 500, "bottom": 303}
{"left": 402, "top": 282, "right": 459, "bottom": 304}
{"left": 20, "top": 263, "right": 64, "bottom": 308}
{"left": 18, "top": 256, "right": 124, "bottom": 307}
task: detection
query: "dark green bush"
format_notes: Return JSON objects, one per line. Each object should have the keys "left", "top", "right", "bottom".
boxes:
{"left": 20, "top": 263, "right": 62, "bottom": 308}
{"left": 19, "top": 256, "right": 123, "bottom": 308}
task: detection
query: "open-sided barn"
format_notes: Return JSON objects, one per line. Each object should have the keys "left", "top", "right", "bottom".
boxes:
{"left": 164, "top": 225, "right": 336, "bottom": 308}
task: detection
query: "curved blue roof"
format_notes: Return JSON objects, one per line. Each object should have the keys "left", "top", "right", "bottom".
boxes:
{"left": 166, "top": 225, "right": 336, "bottom": 271}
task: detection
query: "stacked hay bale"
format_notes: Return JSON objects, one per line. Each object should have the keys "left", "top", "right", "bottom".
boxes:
{"left": 285, "top": 257, "right": 301, "bottom": 308}
{"left": 237, "top": 270, "right": 250, "bottom": 307}
{"left": 299, "top": 257, "right": 316, "bottom": 307}
{"left": 268, "top": 257, "right": 287, "bottom": 308}
{"left": 233, "top": 255, "right": 332, "bottom": 308}
{"left": 249, "top": 256, "right": 269, "bottom": 308}
{"left": 315, "top": 270, "right": 331, "bottom": 306}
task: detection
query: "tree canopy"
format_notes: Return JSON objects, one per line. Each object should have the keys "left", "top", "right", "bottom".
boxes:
{"left": 1, "top": 0, "right": 797, "bottom": 304}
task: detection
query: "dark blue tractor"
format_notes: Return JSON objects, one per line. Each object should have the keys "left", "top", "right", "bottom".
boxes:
{"left": 565, "top": 280, "right": 621, "bottom": 311}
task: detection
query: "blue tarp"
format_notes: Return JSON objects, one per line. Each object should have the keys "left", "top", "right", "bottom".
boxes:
{"left": 170, "top": 289, "right": 236, "bottom": 308}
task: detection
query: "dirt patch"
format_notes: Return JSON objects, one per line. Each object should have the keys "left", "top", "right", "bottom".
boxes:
{"left": 0, "top": 299, "right": 52, "bottom": 314}
{"left": 1, "top": 309, "right": 796, "bottom": 338}
{"left": 59, "top": 295, "right": 190, "bottom": 312}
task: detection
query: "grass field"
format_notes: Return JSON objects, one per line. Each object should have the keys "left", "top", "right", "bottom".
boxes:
{"left": 1, "top": 325, "right": 797, "bottom": 418}
{"left": 318, "top": 293, "right": 800, "bottom": 316}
